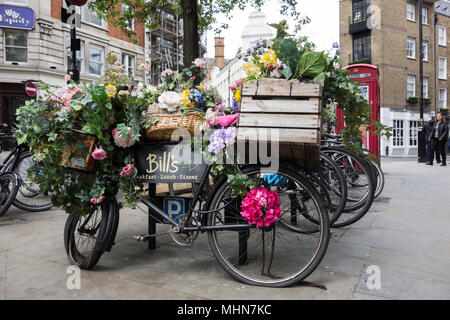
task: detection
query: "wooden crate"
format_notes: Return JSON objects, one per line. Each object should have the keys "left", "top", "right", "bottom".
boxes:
{"left": 237, "top": 78, "right": 322, "bottom": 170}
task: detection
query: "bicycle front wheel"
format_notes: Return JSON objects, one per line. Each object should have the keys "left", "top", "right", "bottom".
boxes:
{"left": 206, "top": 166, "right": 330, "bottom": 287}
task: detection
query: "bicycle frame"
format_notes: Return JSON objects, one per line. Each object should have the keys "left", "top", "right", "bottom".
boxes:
{"left": 137, "top": 164, "right": 256, "bottom": 233}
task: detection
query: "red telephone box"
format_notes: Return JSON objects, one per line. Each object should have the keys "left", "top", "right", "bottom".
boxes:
{"left": 337, "top": 64, "right": 381, "bottom": 159}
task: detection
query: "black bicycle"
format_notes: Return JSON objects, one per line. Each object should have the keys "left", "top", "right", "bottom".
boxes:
{"left": 64, "top": 141, "right": 331, "bottom": 287}
{"left": 0, "top": 123, "right": 52, "bottom": 218}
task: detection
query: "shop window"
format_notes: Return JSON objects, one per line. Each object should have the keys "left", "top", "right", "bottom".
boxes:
{"left": 122, "top": 54, "right": 135, "bottom": 75}
{"left": 353, "top": 33, "right": 371, "bottom": 61}
{"left": 409, "top": 121, "right": 418, "bottom": 146}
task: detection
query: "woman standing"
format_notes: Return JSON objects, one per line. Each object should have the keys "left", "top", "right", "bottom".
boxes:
{"left": 427, "top": 112, "right": 449, "bottom": 166}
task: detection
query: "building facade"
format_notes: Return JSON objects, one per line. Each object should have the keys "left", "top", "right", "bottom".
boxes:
{"left": 0, "top": 0, "right": 146, "bottom": 130}
{"left": 340, "top": 0, "right": 449, "bottom": 157}
{"left": 208, "top": 11, "right": 274, "bottom": 109}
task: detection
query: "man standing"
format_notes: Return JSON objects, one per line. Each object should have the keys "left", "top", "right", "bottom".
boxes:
{"left": 423, "top": 115, "right": 441, "bottom": 163}
{"left": 427, "top": 112, "right": 449, "bottom": 166}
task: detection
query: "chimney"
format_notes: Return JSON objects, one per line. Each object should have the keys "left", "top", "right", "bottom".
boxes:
{"left": 214, "top": 37, "right": 225, "bottom": 68}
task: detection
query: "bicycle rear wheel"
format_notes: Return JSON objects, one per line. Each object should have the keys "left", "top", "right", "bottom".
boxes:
{"left": 0, "top": 172, "right": 19, "bottom": 218}
{"left": 207, "top": 166, "right": 330, "bottom": 287}
{"left": 12, "top": 152, "right": 53, "bottom": 212}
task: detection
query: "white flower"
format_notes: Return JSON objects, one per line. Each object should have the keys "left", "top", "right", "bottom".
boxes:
{"left": 158, "top": 91, "right": 181, "bottom": 113}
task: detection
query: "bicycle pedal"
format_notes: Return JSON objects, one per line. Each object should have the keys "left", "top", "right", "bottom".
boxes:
{"left": 134, "top": 234, "right": 152, "bottom": 241}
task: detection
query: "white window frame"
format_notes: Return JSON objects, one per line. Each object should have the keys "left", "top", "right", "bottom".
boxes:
{"left": 122, "top": 4, "right": 135, "bottom": 31}
{"left": 422, "top": 8, "right": 428, "bottom": 25}
{"left": 439, "top": 56, "right": 447, "bottom": 80}
{"left": 66, "top": 36, "right": 84, "bottom": 73}
{"left": 89, "top": 45, "right": 104, "bottom": 76}
{"left": 422, "top": 40, "right": 428, "bottom": 61}
{"left": 407, "top": 37, "right": 416, "bottom": 59}
{"left": 407, "top": 75, "right": 416, "bottom": 98}
{"left": 393, "top": 120, "right": 405, "bottom": 147}
{"left": 87, "top": 2, "right": 103, "bottom": 27}
{"left": 439, "top": 88, "right": 447, "bottom": 108}
{"left": 122, "top": 53, "right": 135, "bottom": 75}
{"left": 423, "top": 77, "right": 428, "bottom": 98}
{"left": 438, "top": 26, "right": 447, "bottom": 47}
{"left": 407, "top": 3, "right": 416, "bottom": 21}
{"left": 4, "top": 29, "right": 28, "bottom": 64}
{"left": 409, "top": 121, "right": 419, "bottom": 147}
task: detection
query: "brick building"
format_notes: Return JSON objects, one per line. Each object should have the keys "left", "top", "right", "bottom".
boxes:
{"left": 0, "top": 0, "right": 145, "bottom": 131}
{"left": 339, "top": 0, "right": 449, "bottom": 157}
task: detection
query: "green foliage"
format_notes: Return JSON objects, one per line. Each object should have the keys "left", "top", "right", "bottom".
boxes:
{"left": 295, "top": 51, "right": 327, "bottom": 79}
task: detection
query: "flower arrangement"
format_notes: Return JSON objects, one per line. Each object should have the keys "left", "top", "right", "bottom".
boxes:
{"left": 240, "top": 188, "right": 282, "bottom": 228}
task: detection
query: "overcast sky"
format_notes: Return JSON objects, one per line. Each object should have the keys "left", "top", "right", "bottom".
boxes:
{"left": 206, "top": 0, "right": 339, "bottom": 59}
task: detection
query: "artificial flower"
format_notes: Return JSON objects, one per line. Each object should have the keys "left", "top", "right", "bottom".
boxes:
{"left": 158, "top": 91, "right": 181, "bottom": 113}
{"left": 92, "top": 148, "right": 107, "bottom": 160}
{"left": 113, "top": 127, "right": 135, "bottom": 148}
{"left": 240, "top": 188, "right": 282, "bottom": 228}
{"left": 194, "top": 58, "right": 206, "bottom": 68}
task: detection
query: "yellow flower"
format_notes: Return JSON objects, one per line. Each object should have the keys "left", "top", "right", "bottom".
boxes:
{"left": 105, "top": 84, "right": 117, "bottom": 98}
{"left": 199, "top": 83, "right": 204, "bottom": 90}
{"left": 243, "top": 61, "right": 262, "bottom": 77}
{"left": 234, "top": 89, "right": 241, "bottom": 102}
{"left": 260, "top": 49, "right": 277, "bottom": 68}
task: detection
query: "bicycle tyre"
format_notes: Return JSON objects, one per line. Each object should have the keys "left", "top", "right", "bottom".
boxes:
{"left": 373, "top": 162, "right": 385, "bottom": 199}
{"left": 0, "top": 172, "right": 20, "bottom": 218}
{"left": 206, "top": 166, "right": 330, "bottom": 287}
{"left": 322, "top": 147, "right": 375, "bottom": 227}
{"left": 64, "top": 198, "right": 118, "bottom": 269}
{"left": 12, "top": 152, "right": 53, "bottom": 212}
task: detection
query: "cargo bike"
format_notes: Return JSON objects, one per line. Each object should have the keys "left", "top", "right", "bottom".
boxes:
{"left": 63, "top": 80, "right": 331, "bottom": 288}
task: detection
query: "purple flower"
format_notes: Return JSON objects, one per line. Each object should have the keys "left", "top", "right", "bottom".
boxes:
{"left": 332, "top": 42, "right": 339, "bottom": 49}
{"left": 207, "top": 127, "right": 236, "bottom": 154}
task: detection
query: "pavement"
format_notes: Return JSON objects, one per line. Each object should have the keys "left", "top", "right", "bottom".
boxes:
{"left": 1, "top": 158, "right": 450, "bottom": 300}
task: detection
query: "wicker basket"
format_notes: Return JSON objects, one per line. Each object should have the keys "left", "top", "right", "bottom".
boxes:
{"left": 60, "top": 135, "right": 98, "bottom": 173}
{"left": 143, "top": 112, "right": 204, "bottom": 141}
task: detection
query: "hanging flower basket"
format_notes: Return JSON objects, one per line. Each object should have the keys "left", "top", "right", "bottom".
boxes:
{"left": 60, "top": 134, "right": 99, "bottom": 173}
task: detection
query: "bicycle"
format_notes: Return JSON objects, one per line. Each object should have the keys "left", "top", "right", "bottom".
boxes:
{"left": 0, "top": 124, "right": 53, "bottom": 217}
{"left": 64, "top": 140, "right": 330, "bottom": 287}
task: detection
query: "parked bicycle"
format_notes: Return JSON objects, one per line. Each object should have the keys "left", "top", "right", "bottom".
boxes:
{"left": 64, "top": 138, "right": 330, "bottom": 287}
{"left": 0, "top": 124, "right": 52, "bottom": 218}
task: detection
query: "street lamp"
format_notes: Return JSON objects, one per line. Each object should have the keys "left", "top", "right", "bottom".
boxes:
{"left": 418, "top": 0, "right": 427, "bottom": 162}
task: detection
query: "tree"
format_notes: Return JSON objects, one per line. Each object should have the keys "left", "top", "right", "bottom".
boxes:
{"left": 89, "top": 0, "right": 309, "bottom": 67}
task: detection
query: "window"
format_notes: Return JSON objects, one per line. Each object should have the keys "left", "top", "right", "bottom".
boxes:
{"left": 352, "top": 0, "right": 371, "bottom": 23}
{"left": 409, "top": 121, "right": 418, "bottom": 146}
{"left": 122, "top": 4, "right": 135, "bottom": 31}
{"left": 353, "top": 34, "right": 371, "bottom": 61}
{"left": 393, "top": 120, "right": 404, "bottom": 147}
{"left": 422, "top": 8, "right": 428, "bottom": 24}
{"left": 407, "top": 3, "right": 416, "bottom": 21}
{"left": 422, "top": 41, "right": 428, "bottom": 61}
{"left": 439, "top": 88, "right": 447, "bottom": 108}
{"left": 423, "top": 77, "right": 428, "bottom": 98}
{"left": 407, "top": 37, "right": 415, "bottom": 58}
{"left": 66, "top": 36, "right": 84, "bottom": 73}
{"left": 407, "top": 75, "right": 416, "bottom": 98}
{"left": 88, "top": 2, "right": 102, "bottom": 26}
{"left": 89, "top": 45, "right": 104, "bottom": 75}
{"left": 122, "top": 54, "right": 135, "bottom": 75}
{"left": 4, "top": 29, "right": 28, "bottom": 63}
{"left": 439, "top": 57, "right": 447, "bottom": 80}
{"left": 438, "top": 26, "right": 446, "bottom": 46}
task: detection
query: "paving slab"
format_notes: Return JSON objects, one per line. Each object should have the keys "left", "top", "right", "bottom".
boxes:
{"left": 354, "top": 271, "right": 450, "bottom": 300}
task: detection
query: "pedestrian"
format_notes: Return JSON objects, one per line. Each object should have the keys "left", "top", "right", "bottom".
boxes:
{"left": 423, "top": 116, "right": 441, "bottom": 163}
{"left": 426, "top": 112, "right": 449, "bottom": 166}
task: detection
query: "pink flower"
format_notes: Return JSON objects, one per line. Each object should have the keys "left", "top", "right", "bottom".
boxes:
{"left": 161, "top": 69, "right": 173, "bottom": 77}
{"left": 217, "top": 114, "right": 239, "bottom": 127}
{"left": 113, "top": 127, "right": 136, "bottom": 148}
{"left": 90, "top": 198, "right": 97, "bottom": 204}
{"left": 64, "top": 74, "right": 71, "bottom": 81}
{"left": 240, "top": 188, "right": 282, "bottom": 228}
{"left": 92, "top": 148, "right": 107, "bottom": 160}
{"left": 114, "top": 61, "right": 122, "bottom": 68}
{"left": 120, "top": 164, "right": 135, "bottom": 177}
{"left": 194, "top": 58, "right": 206, "bottom": 68}
{"left": 191, "top": 76, "right": 196, "bottom": 80}
{"left": 98, "top": 196, "right": 105, "bottom": 203}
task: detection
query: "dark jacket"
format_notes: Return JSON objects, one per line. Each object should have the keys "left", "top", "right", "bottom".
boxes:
{"left": 423, "top": 120, "right": 434, "bottom": 140}
{"left": 427, "top": 120, "right": 449, "bottom": 141}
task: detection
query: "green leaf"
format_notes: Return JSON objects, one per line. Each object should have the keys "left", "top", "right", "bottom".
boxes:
{"left": 296, "top": 51, "right": 327, "bottom": 79}
{"left": 279, "top": 38, "right": 301, "bottom": 75}
{"left": 279, "top": 65, "right": 293, "bottom": 80}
